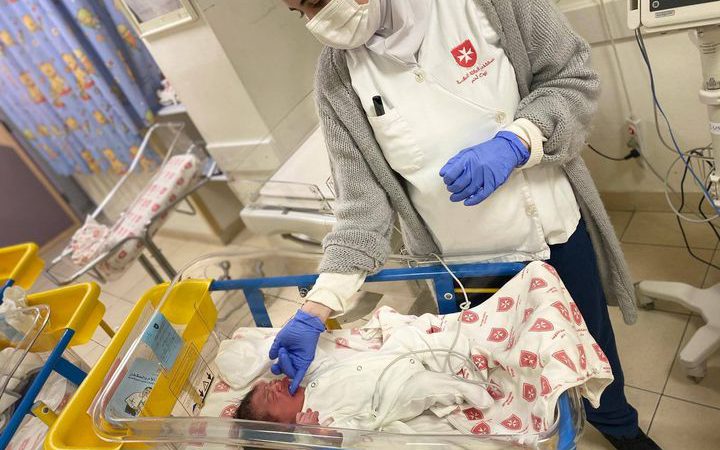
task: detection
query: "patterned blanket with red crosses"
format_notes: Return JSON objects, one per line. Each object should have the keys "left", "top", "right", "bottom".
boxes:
{"left": 361, "top": 260, "right": 614, "bottom": 437}
{"left": 206, "top": 261, "right": 613, "bottom": 438}
{"left": 67, "top": 155, "right": 200, "bottom": 279}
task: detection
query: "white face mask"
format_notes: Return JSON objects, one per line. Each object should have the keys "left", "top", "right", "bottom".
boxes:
{"left": 306, "top": 0, "right": 382, "bottom": 50}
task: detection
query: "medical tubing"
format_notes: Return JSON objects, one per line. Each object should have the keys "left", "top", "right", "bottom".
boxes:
{"left": 430, "top": 253, "right": 472, "bottom": 376}
{"left": 369, "top": 254, "right": 495, "bottom": 416}
{"left": 664, "top": 149, "right": 720, "bottom": 223}
{"left": 369, "top": 349, "right": 494, "bottom": 416}
{"left": 635, "top": 29, "right": 720, "bottom": 219}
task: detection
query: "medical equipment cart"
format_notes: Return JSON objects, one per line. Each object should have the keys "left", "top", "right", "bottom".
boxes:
{"left": 47, "top": 250, "right": 586, "bottom": 450}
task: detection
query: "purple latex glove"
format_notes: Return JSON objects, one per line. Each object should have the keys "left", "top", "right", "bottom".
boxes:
{"left": 269, "top": 310, "right": 325, "bottom": 395}
{"left": 439, "top": 131, "right": 530, "bottom": 206}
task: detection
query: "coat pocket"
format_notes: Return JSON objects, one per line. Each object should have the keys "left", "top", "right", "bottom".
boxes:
{"left": 368, "top": 108, "right": 424, "bottom": 175}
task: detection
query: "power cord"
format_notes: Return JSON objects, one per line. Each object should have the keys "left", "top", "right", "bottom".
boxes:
{"left": 635, "top": 28, "right": 720, "bottom": 217}
{"left": 676, "top": 155, "right": 720, "bottom": 270}
{"left": 587, "top": 143, "right": 640, "bottom": 162}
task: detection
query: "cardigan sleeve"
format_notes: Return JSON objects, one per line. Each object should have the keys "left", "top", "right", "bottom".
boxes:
{"left": 314, "top": 54, "right": 395, "bottom": 275}
{"left": 514, "top": 0, "right": 600, "bottom": 166}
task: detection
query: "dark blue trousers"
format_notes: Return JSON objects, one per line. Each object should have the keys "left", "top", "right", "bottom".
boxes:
{"left": 547, "top": 218, "right": 639, "bottom": 438}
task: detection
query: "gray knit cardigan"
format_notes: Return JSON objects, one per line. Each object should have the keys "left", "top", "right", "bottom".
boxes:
{"left": 313, "top": 0, "right": 637, "bottom": 324}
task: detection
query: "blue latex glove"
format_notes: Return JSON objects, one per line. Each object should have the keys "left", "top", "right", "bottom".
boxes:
{"left": 269, "top": 310, "right": 325, "bottom": 395}
{"left": 439, "top": 131, "right": 530, "bottom": 206}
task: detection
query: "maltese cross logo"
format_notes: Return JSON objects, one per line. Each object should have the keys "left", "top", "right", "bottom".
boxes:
{"left": 461, "top": 310, "right": 479, "bottom": 324}
{"left": 519, "top": 350, "right": 538, "bottom": 369}
{"left": 487, "top": 327, "right": 509, "bottom": 342}
{"left": 522, "top": 383, "right": 537, "bottom": 402}
{"left": 497, "top": 297, "right": 515, "bottom": 312}
{"left": 471, "top": 421, "right": 491, "bottom": 435}
{"left": 451, "top": 39, "right": 478, "bottom": 68}
{"left": 463, "top": 407, "right": 484, "bottom": 421}
{"left": 472, "top": 354, "right": 489, "bottom": 370}
{"left": 501, "top": 414, "right": 523, "bottom": 430}
{"left": 532, "top": 414, "right": 543, "bottom": 432}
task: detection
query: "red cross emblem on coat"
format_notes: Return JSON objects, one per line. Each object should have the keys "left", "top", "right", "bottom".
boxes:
{"left": 451, "top": 39, "right": 478, "bottom": 68}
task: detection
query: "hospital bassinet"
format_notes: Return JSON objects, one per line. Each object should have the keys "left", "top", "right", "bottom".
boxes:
{"left": 47, "top": 250, "right": 586, "bottom": 450}
{"left": 0, "top": 243, "right": 108, "bottom": 447}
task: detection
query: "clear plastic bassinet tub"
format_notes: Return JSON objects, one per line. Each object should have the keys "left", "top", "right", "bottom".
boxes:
{"left": 46, "top": 249, "right": 586, "bottom": 450}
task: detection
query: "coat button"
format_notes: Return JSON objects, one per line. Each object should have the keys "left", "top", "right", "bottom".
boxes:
{"left": 409, "top": 359, "right": 415, "bottom": 364}
{"left": 357, "top": 365, "right": 362, "bottom": 371}
{"left": 310, "top": 382, "right": 317, "bottom": 388}
{"left": 495, "top": 111, "right": 507, "bottom": 124}
{"left": 414, "top": 71, "right": 425, "bottom": 83}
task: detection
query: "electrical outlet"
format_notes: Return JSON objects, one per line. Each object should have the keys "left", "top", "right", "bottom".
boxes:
{"left": 626, "top": 118, "right": 642, "bottom": 150}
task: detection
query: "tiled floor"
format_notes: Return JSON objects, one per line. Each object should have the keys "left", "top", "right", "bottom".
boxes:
{"left": 31, "top": 210, "right": 720, "bottom": 449}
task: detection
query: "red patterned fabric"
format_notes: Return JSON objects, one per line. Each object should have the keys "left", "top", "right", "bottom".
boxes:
{"left": 98, "top": 155, "right": 199, "bottom": 278}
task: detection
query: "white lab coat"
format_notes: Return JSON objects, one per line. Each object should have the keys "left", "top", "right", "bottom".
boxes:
{"left": 346, "top": 0, "right": 580, "bottom": 260}
{"left": 302, "top": 325, "right": 493, "bottom": 430}
{"left": 307, "top": 0, "right": 583, "bottom": 316}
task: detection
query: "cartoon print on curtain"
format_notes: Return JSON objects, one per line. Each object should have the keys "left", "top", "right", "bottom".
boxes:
{"left": 0, "top": 0, "right": 162, "bottom": 175}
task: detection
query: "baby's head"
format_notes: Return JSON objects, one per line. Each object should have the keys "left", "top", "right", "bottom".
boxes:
{"left": 234, "top": 377, "right": 305, "bottom": 424}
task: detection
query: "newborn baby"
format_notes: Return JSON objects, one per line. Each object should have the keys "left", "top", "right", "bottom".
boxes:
{"left": 234, "top": 326, "right": 493, "bottom": 431}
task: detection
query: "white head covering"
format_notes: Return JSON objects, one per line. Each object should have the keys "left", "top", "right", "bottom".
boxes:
{"left": 365, "top": 0, "right": 432, "bottom": 65}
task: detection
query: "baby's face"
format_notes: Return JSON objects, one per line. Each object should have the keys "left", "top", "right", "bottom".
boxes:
{"left": 250, "top": 378, "right": 305, "bottom": 423}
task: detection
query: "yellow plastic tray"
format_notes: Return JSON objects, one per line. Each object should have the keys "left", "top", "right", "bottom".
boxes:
{"left": 46, "top": 279, "right": 215, "bottom": 450}
{"left": 0, "top": 242, "right": 44, "bottom": 290}
{"left": 25, "top": 283, "right": 105, "bottom": 352}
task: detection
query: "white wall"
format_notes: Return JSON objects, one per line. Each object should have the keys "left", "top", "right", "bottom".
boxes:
{"left": 559, "top": 0, "right": 710, "bottom": 194}
{"left": 140, "top": 1, "right": 322, "bottom": 201}
{"left": 143, "top": 0, "right": 707, "bottom": 199}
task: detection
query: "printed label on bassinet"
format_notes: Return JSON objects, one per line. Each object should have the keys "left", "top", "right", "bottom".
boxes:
{"left": 142, "top": 312, "right": 182, "bottom": 370}
{"left": 106, "top": 358, "right": 160, "bottom": 420}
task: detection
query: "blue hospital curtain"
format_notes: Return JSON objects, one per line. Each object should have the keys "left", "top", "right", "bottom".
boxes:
{"left": 0, "top": 0, "right": 162, "bottom": 176}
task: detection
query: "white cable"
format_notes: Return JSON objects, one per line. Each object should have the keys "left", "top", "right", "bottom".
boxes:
{"left": 597, "top": 0, "right": 635, "bottom": 118}
{"left": 664, "top": 149, "right": 720, "bottom": 223}
{"left": 369, "top": 254, "right": 501, "bottom": 417}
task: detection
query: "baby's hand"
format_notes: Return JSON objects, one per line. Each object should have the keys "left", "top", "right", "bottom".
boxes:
{"left": 296, "top": 409, "right": 320, "bottom": 425}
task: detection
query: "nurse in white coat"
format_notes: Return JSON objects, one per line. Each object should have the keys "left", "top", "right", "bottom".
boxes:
{"left": 271, "top": 1, "right": 658, "bottom": 449}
